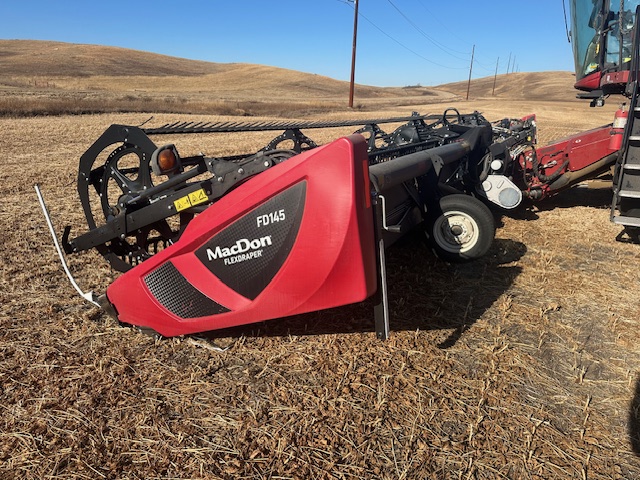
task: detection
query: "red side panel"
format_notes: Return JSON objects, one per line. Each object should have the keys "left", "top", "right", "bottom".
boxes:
{"left": 535, "top": 124, "right": 616, "bottom": 173}
{"left": 601, "top": 70, "right": 629, "bottom": 88}
{"left": 106, "top": 135, "right": 377, "bottom": 337}
{"left": 574, "top": 71, "right": 601, "bottom": 92}
{"left": 574, "top": 70, "right": 629, "bottom": 92}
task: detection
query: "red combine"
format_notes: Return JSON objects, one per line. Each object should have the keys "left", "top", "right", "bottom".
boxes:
{"left": 468, "top": 0, "right": 640, "bottom": 241}
{"left": 535, "top": 0, "right": 640, "bottom": 241}
{"left": 36, "top": 0, "right": 640, "bottom": 339}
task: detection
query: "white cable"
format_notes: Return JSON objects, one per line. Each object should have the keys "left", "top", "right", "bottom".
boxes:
{"left": 34, "top": 184, "right": 100, "bottom": 307}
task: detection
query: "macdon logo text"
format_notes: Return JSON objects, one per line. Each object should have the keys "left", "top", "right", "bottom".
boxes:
{"left": 205, "top": 236, "right": 273, "bottom": 265}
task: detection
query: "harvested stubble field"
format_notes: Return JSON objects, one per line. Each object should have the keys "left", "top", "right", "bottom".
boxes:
{"left": 2, "top": 40, "right": 640, "bottom": 479}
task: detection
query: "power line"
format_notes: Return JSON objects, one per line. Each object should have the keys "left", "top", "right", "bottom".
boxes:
{"left": 344, "top": 1, "right": 467, "bottom": 70}
{"left": 414, "top": 0, "right": 498, "bottom": 71}
{"left": 338, "top": 0, "right": 503, "bottom": 80}
{"left": 415, "top": 0, "right": 471, "bottom": 56}
{"left": 386, "top": 0, "right": 503, "bottom": 75}
{"left": 385, "top": 0, "right": 470, "bottom": 61}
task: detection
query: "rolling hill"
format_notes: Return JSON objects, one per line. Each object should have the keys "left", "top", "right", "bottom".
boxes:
{"left": 0, "top": 40, "right": 440, "bottom": 99}
{"left": 0, "top": 40, "right": 573, "bottom": 99}
{"left": 0, "top": 39, "right": 580, "bottom": 116}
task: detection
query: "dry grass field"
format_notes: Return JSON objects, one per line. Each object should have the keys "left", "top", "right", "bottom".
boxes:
{"left": 2, "top": 40, "right": 640, "bottom": 479}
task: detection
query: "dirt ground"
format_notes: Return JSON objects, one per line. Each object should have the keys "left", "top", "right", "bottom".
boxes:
{"left": 2, "top": 97, "right": 640, "bottom": 479}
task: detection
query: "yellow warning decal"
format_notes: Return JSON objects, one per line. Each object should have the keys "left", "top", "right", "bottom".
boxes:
{"left": 174, "top": 188, "right": 208, "bottom": 212}
{"left": 174, "top": 196, "right": 192, "bottom": 212}
{"left": 189, "top": 189, "right": 208, "bottom": 206}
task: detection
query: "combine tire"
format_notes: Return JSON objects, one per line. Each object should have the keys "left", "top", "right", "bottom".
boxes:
{"left": 426, "top": 194, "right": 495, "bottom": 262}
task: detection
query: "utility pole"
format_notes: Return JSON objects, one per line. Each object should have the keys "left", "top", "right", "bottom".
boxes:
{"left": 506, "top": 52, "right": 512, "bottom": 75}
{"left": 466, "top": 44, "right": 475, "bottom": 101}
{"left": 492, "top": 57, "right": 499, "bottom": 96}
{"left": 349, "top": 0, "right": 359, "bottom": 108}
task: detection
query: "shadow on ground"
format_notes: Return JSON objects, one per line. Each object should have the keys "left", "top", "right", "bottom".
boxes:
{"left": 200, "top": 233, "right": 526, "bottom": 348}
{"left": 503, "top": 183, "right": 614, "bottom": 222}
{"left": 629, "top": 377, "right": 640, "bottom": 456}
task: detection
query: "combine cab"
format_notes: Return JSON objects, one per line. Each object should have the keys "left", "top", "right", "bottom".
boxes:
{"left": 571, "top": 0, "right": 638, "bottom": 99}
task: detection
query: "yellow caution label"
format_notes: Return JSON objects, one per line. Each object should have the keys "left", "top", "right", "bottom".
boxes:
{"left": 174, "top": 188, "right": 208, "bottom": 212}
{"left": 174, "top": 196, "right": 192, "bottom": 212}
{"left": 189, "top": 189, "right": 208, "bottom": 206}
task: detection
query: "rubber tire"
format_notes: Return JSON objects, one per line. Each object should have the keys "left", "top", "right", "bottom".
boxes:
{"left": 425, "top": 194, "right": 495, "bottom": 263}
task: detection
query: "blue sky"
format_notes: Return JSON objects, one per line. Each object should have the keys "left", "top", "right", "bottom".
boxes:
{"left": 0, "top": 1, "right": 575, "bottom": 87}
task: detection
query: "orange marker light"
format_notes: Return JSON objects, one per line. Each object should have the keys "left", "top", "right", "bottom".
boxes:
{"left": 158, "top": 148, "right": 177, "bottom": 173}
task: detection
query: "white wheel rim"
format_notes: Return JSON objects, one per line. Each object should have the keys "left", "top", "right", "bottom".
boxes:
{"left": 432, "top": 210, "right": 480, "bottom": 254}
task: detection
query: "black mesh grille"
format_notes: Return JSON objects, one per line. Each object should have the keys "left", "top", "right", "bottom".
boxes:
{"left": 144, "top": 262, "right": 230, "bottom": 319}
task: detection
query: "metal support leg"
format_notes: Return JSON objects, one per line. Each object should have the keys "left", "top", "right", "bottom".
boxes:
{"left": 374, "top": 237, "right": 390, "bottom": 340}
{"left": 372, "top": 194, "right": 390, "bottom": 340}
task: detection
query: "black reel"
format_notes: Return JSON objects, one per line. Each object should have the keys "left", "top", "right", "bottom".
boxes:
{"left": 76, "top": 126, "right": 190, "bottom": 272}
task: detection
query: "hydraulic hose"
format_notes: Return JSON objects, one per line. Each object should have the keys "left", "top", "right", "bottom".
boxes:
{"left": 547, "top": 152, "right": 618, "bottom": 192}
{"left": 478, "top": 152, "right": 492, "bottom": 183}
{"left": 530, "top": 145, "right": 570, "bottom": 184}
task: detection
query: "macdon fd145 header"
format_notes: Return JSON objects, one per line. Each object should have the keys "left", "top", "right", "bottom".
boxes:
{"left": 38, "top": 111, "right": 548, "bottom": 339}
